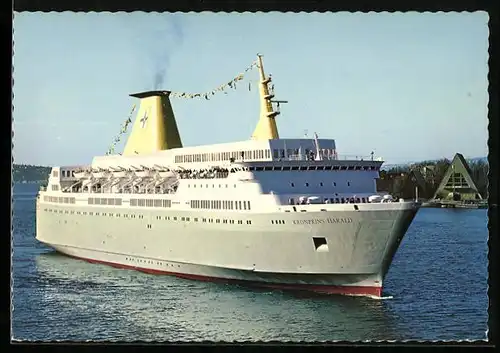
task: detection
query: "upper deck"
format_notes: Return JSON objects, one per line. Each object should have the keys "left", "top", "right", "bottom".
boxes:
{"left": 89, "top": 138, "right": 379, "bottom": 171}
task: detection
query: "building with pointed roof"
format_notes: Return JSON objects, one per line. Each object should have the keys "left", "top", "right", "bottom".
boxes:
{"left": 432, "top": 153, "right": 482, "bottom": 201}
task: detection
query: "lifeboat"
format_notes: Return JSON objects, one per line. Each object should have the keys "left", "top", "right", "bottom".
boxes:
{"left": 91, "top": 168, "right": 109, "bottom": 179}
{"left": 382, "top": 194, "right": 394, "bottom": 202}
{"left": 307, "top": 196, "right": 322, "bottom": 204}
{"left": 368, "top": 195, "right": 383, "bottom": 203}
{"left": 74, "top": 168, "right": 92, "bottom": 179}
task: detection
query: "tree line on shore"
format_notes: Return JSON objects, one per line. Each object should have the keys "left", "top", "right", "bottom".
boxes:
{"left": 12, "top": 164, "right": 51, "bottom": 183}
{"left": 379, "top": 158, "right": 489, "bottom": 200}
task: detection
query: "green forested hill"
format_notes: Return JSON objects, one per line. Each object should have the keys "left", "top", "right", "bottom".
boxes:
{"left": 12, "top": 164, "right": 51, "bottom": 183}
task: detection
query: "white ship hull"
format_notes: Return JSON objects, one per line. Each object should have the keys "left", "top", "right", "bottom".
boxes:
{"left": 36, "top": 199, "right": 419, "bottom": 298}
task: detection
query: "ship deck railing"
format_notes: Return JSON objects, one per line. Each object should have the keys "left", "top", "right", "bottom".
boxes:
{"left": 278, "top": 154, "right": 378, "bottom": 162}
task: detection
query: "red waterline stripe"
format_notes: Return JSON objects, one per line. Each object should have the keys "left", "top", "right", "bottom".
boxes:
{"left": 64, "top": 253, "right": 382, "bottom": 297}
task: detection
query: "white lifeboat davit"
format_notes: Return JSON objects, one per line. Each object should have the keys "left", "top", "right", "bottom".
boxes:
{"left": 159, "top": 170, "right": 174, "bottom": 178}
{"left": 135, "top": 167, "right": 151, "bottom": 178}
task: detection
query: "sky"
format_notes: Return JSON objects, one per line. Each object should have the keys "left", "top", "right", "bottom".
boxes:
{"left": 12, "top": 12, "right": 489, "bottom": 166}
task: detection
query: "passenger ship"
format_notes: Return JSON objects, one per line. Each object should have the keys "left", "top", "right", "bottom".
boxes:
{"left": 35, "top": 55, "right": 421, "bottom": 298}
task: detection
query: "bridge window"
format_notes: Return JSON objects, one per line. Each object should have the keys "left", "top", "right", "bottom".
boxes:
{"left": 347, "top": 182, "right": 351, "bottom": 187}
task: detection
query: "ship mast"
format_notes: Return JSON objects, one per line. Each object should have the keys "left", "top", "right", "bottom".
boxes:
{"left": 251, "top": 54, "right": 286, "bottom": 140}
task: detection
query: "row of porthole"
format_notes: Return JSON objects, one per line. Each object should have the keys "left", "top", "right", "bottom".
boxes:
{"left": 188, "top": 184, "right": 237, "bottom": 189}
{"left": 291, "top": 181, "right": 350, "bottom": 187}
{"left": 124, "top": 257, "right": 181, "bottom": 268}
{"left": 45, "top": 209, "right": 253, "bottom": 225}
{"left": 154, "top": 215, "right": 252, "bottom": 225}
{"left": 46, "top": 208, "right": 137, "bottom": 218}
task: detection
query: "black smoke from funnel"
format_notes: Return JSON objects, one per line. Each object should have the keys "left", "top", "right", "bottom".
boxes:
{"left": 150, "top": 16, "right": 184, "bottom": 90}
{"left": 153, "top": 71, "right": 165, "bottom": 90}
{"left": 120, "top": 15, "right": 184, "bottom": 91}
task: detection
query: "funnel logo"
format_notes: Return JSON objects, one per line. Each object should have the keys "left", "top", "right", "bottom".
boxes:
{"left": 140, "top": 110, "right": 149, "bottom": 128}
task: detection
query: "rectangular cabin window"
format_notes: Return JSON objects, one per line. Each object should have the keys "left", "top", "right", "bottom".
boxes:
{"left": 115, "top": 198, "right": 122, "bottom": 206}
{"left": 247, "top": 201, "right": 251, "bottom": 210}
{"left": 88, "top": 198, "right": 94, "bottom": 205}
{"left": 238, "top": 201, "right": 242, "bottom": 210}
{"left": 230, "top": 201, "right": 234, "bottom": 209}
{"left": 53, "top": 170, "right": 59, "bottom": 177}
{"left": 273, "top": 149, "right": 279, "bottom": 158}
{"left": 130, "top": 199, "right": 137, "bottom": 206}
{"left": 108, "top": 198, "right": 115, "bottom": 206}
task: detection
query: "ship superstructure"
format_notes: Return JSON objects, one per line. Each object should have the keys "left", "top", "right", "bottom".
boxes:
{"left": 35, "top": 55, "right": 420, "bottom": 298}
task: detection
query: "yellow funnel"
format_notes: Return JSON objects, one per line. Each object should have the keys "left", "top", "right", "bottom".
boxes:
{"left": 123, "top": 91, "right": 183, "bottom": 156}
